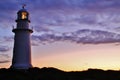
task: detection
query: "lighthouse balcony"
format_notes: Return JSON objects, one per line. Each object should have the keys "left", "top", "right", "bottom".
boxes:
{"left": 12, "top": 27, "right": 33, "bottom": 33}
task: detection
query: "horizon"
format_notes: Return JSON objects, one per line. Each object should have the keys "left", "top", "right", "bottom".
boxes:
{"left": 1, "top": 0, "right": 120, "bottom": 71}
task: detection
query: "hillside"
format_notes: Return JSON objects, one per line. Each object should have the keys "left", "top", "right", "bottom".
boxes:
{"left": 0, "top": 67, "right": 120, "bottom": 80}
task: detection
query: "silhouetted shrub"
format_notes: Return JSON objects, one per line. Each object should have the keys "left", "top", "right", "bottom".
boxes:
{"left": 0, "top": 67, "right": 120, "bottom": 80}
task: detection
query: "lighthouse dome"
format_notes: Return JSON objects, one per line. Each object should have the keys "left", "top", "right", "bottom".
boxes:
{"left": 18, "top": 7, "right": 28, "bottom": 13}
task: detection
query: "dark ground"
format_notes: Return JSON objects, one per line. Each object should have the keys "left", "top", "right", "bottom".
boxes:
{"left": 0, "top": 67, "right": 120, "bottom": 80}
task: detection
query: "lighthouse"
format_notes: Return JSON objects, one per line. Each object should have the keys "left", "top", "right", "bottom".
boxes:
{"left": 11, "top": 6, "right": 33, "bottom": 69}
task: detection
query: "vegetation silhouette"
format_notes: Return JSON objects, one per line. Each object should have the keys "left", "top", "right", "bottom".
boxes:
{"left": 0, "top": 67, "right": 120, "bottom": 80}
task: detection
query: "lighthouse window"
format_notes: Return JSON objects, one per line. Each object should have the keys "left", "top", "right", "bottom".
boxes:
{"left": 22, "top": 12, "right": 27, "bottom": 19}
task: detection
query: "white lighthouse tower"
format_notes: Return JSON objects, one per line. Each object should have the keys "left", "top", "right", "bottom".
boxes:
{"left": 11, "top": 6, "right": 33, "bottom": 69}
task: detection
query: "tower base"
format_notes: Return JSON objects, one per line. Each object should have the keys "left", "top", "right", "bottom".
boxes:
{"left": 10, "top": 64, "right": 32, "bottom": 69}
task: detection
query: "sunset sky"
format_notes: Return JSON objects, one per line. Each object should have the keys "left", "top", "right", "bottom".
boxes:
{"left": 1, "top": 0, "right": 120, "bottom": 71}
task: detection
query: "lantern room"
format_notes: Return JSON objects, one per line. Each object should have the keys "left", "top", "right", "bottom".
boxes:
{"left": 16, "top": 6, "right": 30, "bottom": 22}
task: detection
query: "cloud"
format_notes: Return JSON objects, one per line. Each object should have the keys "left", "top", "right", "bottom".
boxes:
{"left": 0, "top": 54, "right": 10, "bottom": 64}
{"left": 23, "top": 0, "right": 120, "bottom": 16}
{"left": 0, "top": 1, "right": 18, "bottom": 21}
{"left": 32, "top": 29, "right": 120, "bottom": 45}
{"left": 3, "top": 36, "right": 13, "bottom": 42}
{"left": 33, "top": 25, "right": 53, "bottom": 32}
{"left": 26, "top": 0, "right": 120, "bottom": 10}
{"left": 0, "top": 37, "right": 13, "bottom": 52}
{"left": 0, "top": 0, "right": 120, "bottom": 46}
{"left": 0, "top": 60, "right": 10, "bottom": 63}
{"left": 0, "top": 46, "right": 10, "bottom": 52}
